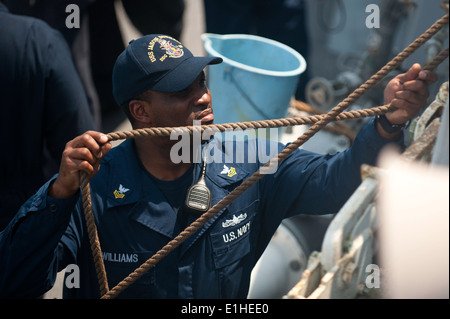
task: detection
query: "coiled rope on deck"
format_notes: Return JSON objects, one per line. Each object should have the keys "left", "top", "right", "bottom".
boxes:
{"left": 78, "top": 13, "right": 449, "bottom": 299}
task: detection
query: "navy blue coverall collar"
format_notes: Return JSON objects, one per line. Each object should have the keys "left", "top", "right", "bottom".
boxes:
{"left": 101, "top": 138, "right": 251, "bottom": 258}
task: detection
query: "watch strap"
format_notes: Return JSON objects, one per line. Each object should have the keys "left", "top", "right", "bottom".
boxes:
{"left": 376, "top": 114, "right": 407, "bottom": 134}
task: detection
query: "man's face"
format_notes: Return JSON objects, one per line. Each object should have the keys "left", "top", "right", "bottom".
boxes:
{"left": 145, "top": 71, "right": 214, "bottom": 128}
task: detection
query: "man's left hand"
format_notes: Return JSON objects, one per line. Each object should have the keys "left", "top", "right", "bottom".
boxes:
{"left": 378, "top": 63, "right": 438, "bottom": 139}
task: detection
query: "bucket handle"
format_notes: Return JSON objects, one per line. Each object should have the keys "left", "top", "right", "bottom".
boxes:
{"left": 225, "top": 67, "right": 272, "bottom": 120}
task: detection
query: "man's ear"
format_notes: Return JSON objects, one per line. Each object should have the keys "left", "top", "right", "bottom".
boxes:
{"left": 128, "top": 100, "right": 152, "bottom": 124}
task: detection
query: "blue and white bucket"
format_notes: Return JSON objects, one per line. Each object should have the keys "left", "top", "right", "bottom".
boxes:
{"left": 201, "top": 33, "right": 307, "bottom": 125}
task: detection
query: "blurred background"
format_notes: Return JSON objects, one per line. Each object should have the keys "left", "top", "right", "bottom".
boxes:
{"left": 4, "top": 0, "right": 447, "bottom": 299}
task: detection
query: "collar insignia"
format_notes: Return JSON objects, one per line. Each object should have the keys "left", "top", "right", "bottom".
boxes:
{"left": 220, "top": 164, "right": 237, "bottom": 178}
{"left": 113, "top": 184, "right": 130, "bottom": 199}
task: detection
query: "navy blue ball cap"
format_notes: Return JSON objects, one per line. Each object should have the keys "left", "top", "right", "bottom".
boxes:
{"left": 112, "top": 34, "right": 222, "bottom": 105}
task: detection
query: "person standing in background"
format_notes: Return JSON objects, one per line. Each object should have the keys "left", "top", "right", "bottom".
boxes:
{"left": 4, "top": 0, "right": 186, "bottom": 131}
{"left": 0, "top": 1, "right": 96, "bottom": 231}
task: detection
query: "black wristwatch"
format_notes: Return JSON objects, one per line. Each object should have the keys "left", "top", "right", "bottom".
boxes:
{"left": 375, "top": 114, "right": 408, "bottom": 134}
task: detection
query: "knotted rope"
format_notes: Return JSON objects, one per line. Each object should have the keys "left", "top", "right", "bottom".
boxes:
{"left": 78, "top": 13, "right": 449, "bottom": 299}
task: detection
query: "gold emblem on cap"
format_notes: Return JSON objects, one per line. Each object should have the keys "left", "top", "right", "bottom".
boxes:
{"left": 147, "top": 35, "right": 184, "bottom": 63}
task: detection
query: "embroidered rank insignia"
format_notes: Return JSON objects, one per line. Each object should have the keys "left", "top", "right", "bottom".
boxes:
{"left": 220, "top": 165, "right": 237, "bottom": 178}
{"left": 113, "top": 184, "right": 130, "bottom": 199}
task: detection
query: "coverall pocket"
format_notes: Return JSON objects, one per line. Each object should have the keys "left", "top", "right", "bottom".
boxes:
{"left": 210, "top": 200, "right": 258, "bottom": 269}
{"left": 211, "top": 231, "right": 251, "bottom": 269}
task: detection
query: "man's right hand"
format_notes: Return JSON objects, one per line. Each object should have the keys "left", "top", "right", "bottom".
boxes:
{"left": 48, "top": 131, "right": 112, "bottom": 199}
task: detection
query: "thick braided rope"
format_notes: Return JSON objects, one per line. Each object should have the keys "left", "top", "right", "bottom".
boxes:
{"left": 82, "top": 102, "right": 395, "bottom": 298}
{"left": 86, "top": 14, "right": 448, "bottom": 299}
{"left": 100, "top": 15, "right": 449, "bottom": 299}
{"left": 105, "top": 48, "right": 448, "bottom": 142}
{"left": 424, "top": 46, "right": 449, "bottom": 71}
{"left": 105, "top": 105, "right": 393, "bottom": 141}
{"left": 79, "top": 172, "right": 109, "bottom": 296}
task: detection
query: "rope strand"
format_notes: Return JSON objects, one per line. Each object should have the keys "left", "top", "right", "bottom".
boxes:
{"left": 80, "top": 172, "right": 109, "bottom": 296}
{"left": 104, "top": 48, "right": 449, "bottom": 143}
{"left": 105, "top": 105, "right": 392, "bottom": 141}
